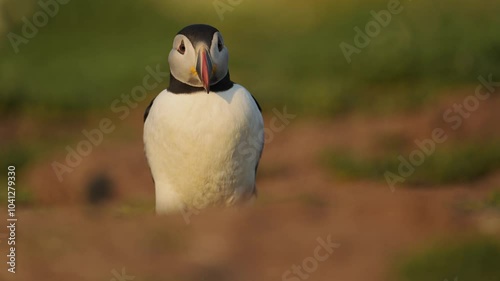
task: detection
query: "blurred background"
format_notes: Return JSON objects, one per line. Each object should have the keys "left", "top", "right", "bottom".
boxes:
{"left": 1, "top": 0, "right": 500, "bottom": 280}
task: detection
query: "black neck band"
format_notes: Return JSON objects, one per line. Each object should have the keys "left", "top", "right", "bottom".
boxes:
{"left": 167, "top": 72, "right": 234, "bottom": 94}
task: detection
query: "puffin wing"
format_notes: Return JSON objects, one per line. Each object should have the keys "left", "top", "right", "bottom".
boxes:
{"left": 250, "top": 93, "right": 264, "bottom": 194}
{"left": 144, "top": 97, "right": 155, "bottom": 123}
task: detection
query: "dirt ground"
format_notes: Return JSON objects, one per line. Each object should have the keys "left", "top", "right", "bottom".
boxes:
{"left": 1, "top": 93, "right": 500, "bottom": 281}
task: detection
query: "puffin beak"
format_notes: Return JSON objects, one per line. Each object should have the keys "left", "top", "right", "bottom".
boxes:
{"left": 196, "top": 47, "right": 213, "bottom": 93}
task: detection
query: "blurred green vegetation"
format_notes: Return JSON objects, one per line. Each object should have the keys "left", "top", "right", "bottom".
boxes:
{"left": 394, "top": 237, "right": 500, "bottom": 281}
{"left": 458, "top": 189, "right": 500, "bottom": 212}
{"left": 0, "top": 0, "right": 500, "bottom": 115}
{"left": 1, "top": 143, "right": 34, "bottom": 170}
{"left": 0, "top": 0, "right": 171, "bottom": 112}
{"left": 113, "top": 199, "right": 155, "bottom": 217}
{"left": 0, "top": 145, "right": 35, "bottom": 205}
{"left": 0, "top": 184, "right": 34, "bottom": 205}
{"left": 0, "top": 141, "right": 63, "bottom": 205}
{"left": 487, "top": 190, "right": 500, "bottom": 209}
{"left": 323, "top": 140, "right": 500, "bottom": 186}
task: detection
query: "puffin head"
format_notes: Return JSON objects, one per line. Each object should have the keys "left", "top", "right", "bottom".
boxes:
{"left": 168, "top": 24, "right": 229, "bottom": 93}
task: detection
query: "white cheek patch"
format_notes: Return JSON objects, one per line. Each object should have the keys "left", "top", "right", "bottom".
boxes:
{"left": 168, "top": 35, "right": 202, "bottom": 87}
{"left": 210, "top": 33, "right": 219, "bottom": 54}
{"left": 209, "top": 32, "right": 229, "bottom": 84}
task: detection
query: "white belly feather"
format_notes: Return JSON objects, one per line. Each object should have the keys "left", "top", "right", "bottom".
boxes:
{"left": 143, "top": 84, "right": 263, "bottom": 213}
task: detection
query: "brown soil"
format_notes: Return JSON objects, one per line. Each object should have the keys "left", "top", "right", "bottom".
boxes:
{"left": 1, "top": 93, "right": 500, "bottom": 281}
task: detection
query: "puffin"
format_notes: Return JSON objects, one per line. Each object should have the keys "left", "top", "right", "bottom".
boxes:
{"left": 143, "top": 24, "right": 264, "bottom": 214}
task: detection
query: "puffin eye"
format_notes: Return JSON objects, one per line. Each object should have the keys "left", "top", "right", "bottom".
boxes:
{"left": 178, "top": 40, "right": 186, "bottom": 55}
{"left": 217, "top": 39, "right": 224, "bottom": 52}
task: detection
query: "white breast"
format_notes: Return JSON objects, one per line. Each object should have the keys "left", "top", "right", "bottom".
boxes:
{"left": 144, "top": 84, "right": 264, "bottom": 213}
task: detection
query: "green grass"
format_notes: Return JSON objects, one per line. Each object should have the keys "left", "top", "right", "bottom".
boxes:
{"left": 0, "top": 137, "right": 82, "bottom": 206}
{"left": 113, "top": 200, "right": 155, "bottom": 217}
{"left": 486, "top": 190, "right": 500, "bottom": 209}
{"left": 394, "top": 237, "right": 500, "bottom": 281}
{"left": 0, "top": 0, "right": 172, "bottom": 112}
{"left": 0, "top": 186, "right": 34, "bottom": 206}
{"left": 323, "top": 141, "right": 500, "bottom": 186}
{"left": 458, "top": 189, "right": 500, "bottom": 212}
{"left": 0, "top": 144, "right": 34, "bottom": 171}
{"left": 0, "top": 144, "right": 36, "bottom": 205}
{"left": 1, "top": 0, "right": 500, "bottom": 115}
